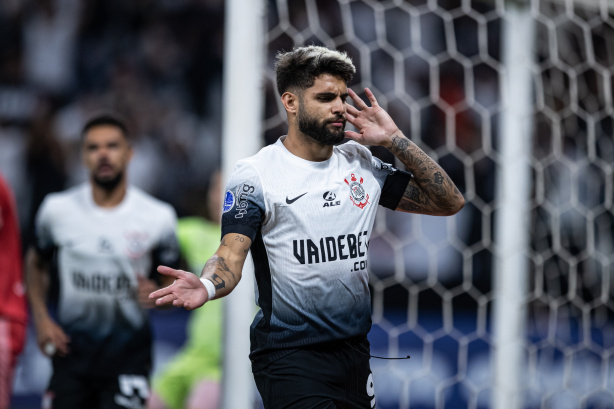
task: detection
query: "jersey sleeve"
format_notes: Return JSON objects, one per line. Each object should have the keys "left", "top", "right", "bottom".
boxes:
{"left": 371, "top": 156, "right": 413, "bottom": 210}
{"left": 221, "top": 162, "right": 265, "bottom": 242}
{"left": 152, "top": 205, "right": 181, "bottom": 270}
{"left": 33, "top": 196, "right": 57, "bottom": 258}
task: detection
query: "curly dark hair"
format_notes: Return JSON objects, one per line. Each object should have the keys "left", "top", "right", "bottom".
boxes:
{"left": 275, "top": 45, "right": 356, "bottom": 96}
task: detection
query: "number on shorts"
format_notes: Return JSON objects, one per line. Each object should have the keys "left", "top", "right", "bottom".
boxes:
{"left": 118, "top": 374, "right": 149, "bottom": 399}
{"left": 366, "top": 372, "right": 376, "bottom": 408}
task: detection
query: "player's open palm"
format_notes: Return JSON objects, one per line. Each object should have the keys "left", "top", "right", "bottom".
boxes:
{"left": 149, "top": 266, "right": 208, "bottom": 310}
{"left": 345, "top": 88, "right": 400, "bottom": 146}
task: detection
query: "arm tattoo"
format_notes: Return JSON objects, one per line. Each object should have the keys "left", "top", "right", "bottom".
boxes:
{"left": 406, "top": 184, "right": 423, "bottom": 204}
{"left": 203, "top": 257, "right": 217, "bottom": 270}
{"left": 216, "top": 257, "right": 236, "bottom": 281}
{"left": 397, "top": 199, "right": 422, "bottom": 213}
{"left": 203, "top": 255, "right": 237, "bottom": 290}
{"left": 209, "top": 273, "right": 226, "bottom": 291}
{"left": 397, "top": 181, "right": 431, "bottom": 213}
{"left": 389, "top": 135, "right": 464, "bottom": 215}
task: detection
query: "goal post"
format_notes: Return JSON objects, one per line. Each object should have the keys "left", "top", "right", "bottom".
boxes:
{"left": 492, "top": 1, "right": 535, "bottom": 408}
{"left": 220, "top": 0, "right": 266, "bottom": 408}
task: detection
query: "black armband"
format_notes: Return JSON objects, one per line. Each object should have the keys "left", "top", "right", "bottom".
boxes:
{"left": 379, "top": 169, "right": 413, "bottom": 210}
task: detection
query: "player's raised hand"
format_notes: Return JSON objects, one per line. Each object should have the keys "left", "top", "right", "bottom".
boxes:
{"left": 344, "top": 88, "right": 400, "bottom": 147}
{"left": 149, "top": 266, "right": 208, "bottom": 310}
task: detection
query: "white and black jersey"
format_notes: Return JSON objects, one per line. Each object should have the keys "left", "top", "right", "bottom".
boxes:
{"left": 221, "top": 137, "right": 411, "bottom": 369}
{"left": 34, "top": 184, "right": 180, "bottom": 375}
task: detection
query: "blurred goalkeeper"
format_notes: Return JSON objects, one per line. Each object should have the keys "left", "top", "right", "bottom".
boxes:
{"left": 150, "top": 45, "right": 464, "bottom": 408}
{"left": 26, "top": 113, "right": 180, "bottom": 409}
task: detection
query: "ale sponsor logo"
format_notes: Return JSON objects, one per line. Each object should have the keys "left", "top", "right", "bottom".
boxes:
{"left": 322, "top": 191, "right": 340, "bottom": 207}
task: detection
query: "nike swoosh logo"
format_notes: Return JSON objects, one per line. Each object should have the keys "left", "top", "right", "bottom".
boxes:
{"left": 286, "top": 192, "right": 308, "bottom": 204}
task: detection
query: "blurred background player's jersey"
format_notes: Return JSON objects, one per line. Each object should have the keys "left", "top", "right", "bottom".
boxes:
{"left": 34, "top": 184, "right": 179, "bottom": 375}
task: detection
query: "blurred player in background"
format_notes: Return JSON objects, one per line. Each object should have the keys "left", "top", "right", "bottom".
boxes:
{"left": 148, "top": 171, "right": 223, "bottom": 409}
{"left": 150, "top": 45, "right": 465, "bottom": 408}
{"left": 0, "top": 172, "right": 27, "bottom": 409}
{"left": 25, "top": 113, "right": 181, "bottom": 409}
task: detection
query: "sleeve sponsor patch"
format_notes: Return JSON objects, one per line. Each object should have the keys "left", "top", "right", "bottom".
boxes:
{"left": 222, "top": 190, "right": 235, "bottom": 213}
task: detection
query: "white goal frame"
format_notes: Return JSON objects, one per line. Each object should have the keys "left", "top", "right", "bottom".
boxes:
{"left": 220, "top": 0, "right": 265, "bottom": 408}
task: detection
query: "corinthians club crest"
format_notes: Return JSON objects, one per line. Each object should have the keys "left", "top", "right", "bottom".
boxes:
{"left": 344, "top": 173, "right": 370, "bottom": 209}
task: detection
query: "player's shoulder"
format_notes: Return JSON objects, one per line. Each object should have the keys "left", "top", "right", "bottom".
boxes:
{"left": 35, "top": 184, "right": 87, "bottom": 224}
{"left": 237, "top": 141, "right": 279, "bottom": 167}
{"left": 230, "top": 142, "right": 281, "bottom": 180}
{"left": 40, "top": 184, "right": 88, "bottom": 212}
{"left": 335, "top": 140, "right": 373, "bottom": 162}
{"left": 128, "top": 186, "right": 176, "bottom": 218}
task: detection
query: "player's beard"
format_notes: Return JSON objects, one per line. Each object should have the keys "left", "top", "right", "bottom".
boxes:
{"left": 93, "top": 171, "right": 123, "bottom": 191}
{"left": 297, "top": 105, "right": 346, "bottom": 146}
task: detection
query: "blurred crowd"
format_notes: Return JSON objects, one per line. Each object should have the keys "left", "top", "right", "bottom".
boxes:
{"left": 0, "top": 0, "right": 226, "bottom": 252}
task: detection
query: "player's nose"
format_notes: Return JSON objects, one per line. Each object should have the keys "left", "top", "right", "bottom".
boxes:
{"left": 332, "top": 97, "right": 345, "bottom": 114}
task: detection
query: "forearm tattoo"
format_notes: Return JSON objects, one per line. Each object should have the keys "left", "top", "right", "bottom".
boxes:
{"left": 209, "top": 273, "right": 226, "bottom": 291}
{"left": 203, "top": 255, "right": 236, "bottom": 291}
{"left": 201, "top": 235, "right": 250, "bottom": 293}
{"left": 390, "top": 135, "right": 464, "bottom": 215}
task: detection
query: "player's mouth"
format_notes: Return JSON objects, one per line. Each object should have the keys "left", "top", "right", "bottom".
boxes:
{"left": 97, "top": 163, "right": 114, "bottom": 175}
{"left": 327, "top": 117, "right": 346, "bottom": 127}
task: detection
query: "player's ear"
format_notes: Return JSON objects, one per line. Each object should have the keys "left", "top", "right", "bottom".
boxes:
{"left": 281, "top": 92, "right": 299, "bottom": 115}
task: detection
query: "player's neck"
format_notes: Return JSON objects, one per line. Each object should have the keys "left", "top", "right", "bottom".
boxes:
{"left": 90, "top": 180, "right": 128, "bottom": 208}
{"left": 284, "top": 129, "right": 333, "bottom": 162}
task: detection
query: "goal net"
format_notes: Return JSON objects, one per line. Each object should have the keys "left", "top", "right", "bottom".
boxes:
{"left": 248, "top": 0, "right": 614, "bottom": 408}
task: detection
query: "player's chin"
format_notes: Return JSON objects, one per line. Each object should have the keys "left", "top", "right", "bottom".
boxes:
{"left": 326, "top": 127, "right": 346, "bottom": 141}
{"left": 95, "top": 172, "right": 117, "bottom": 181}
{"left": 93, "top": 174, "right": 118, "bottom": 186}
{"left": 334, "top": 132, "right": 348, "bottom": 144}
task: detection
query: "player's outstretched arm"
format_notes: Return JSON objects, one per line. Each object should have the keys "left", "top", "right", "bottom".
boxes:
{"left": 345, "top": 87, "right": 465, "bottom": 216}
{"left": 150, "top": 233, "right": 252, "bottom": 310}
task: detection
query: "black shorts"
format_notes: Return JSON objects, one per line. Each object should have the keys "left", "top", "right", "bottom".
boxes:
{"left": 43, "top": 365, "right": 150, "bottom": 409}
{"left": 253, "top": 337, "right": 376, "bottom": 409}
